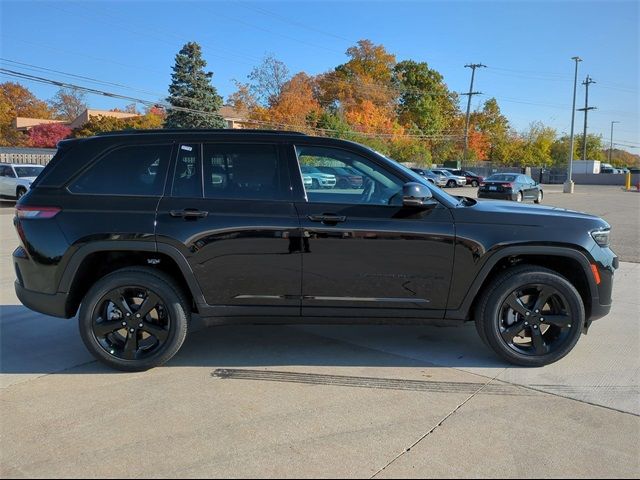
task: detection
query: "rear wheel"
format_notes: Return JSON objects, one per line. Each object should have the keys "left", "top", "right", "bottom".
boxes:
{"left": 78, "top": 267, "right": 189, "bottom": 371}
{"left": 516, "top": 191, "right": 523, "bottom": 202}
{"left": 475, "top": 265, "right": 584, "bottom": 366}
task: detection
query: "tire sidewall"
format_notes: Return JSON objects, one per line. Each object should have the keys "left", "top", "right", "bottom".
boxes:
{"left": 78, "top": 271, "right": 188, "bottom": 371}
{"left": 480, "top": 269, "right": 585, "bottom": 366}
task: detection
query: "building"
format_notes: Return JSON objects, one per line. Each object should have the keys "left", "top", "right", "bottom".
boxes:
{"left": 13, "top": 106, "right": 247, "bottom": 132}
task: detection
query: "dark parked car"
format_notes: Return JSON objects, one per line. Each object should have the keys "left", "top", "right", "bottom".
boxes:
{"left": 317, "top": 166, "right": 363, "bottom": 189}
{"left": 445, "top": 169, "right": 484, "bottom": 187}
{"left": 14, "top": 130, "right": 616, "bottom": 371}
{"left": 478, "top": 173, "right": 543, "bottom": 203}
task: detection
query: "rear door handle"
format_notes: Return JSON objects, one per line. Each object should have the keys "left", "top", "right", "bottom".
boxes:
{"left": 308, "top": 214, "right": 347, "bottom": 224}
{"left": 170, "top": 209, "right": 209, "bottom": 219}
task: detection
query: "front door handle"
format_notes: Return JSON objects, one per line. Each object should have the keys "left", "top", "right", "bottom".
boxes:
{"left": 170, "top": 209, "right": 209, "bottom": 219}
{"left": 308, "top": 214, "right": 347, "bottom": 224}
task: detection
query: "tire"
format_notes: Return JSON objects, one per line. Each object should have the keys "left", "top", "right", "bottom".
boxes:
{"left": 471, "top": 180, "right": 479, "bottom": 187}
{"left": 78, "top": 267, "right": 190, "bottom": 371}
{"left": 534, "top": 190, "right": 543, "bottom": 204}
{"left": 311, "top": 178, "right": 320, "bottom": 189}
{"left": 447, "top": 179, "right": 456, "bottom": 188}
{"left": 337, "top": 179, "right": 349, "bottom": 189}
{"left": 474, "top": 265, "right": 585, "bottom": 367}
{"left": 16, "top": 187, "right": 26, "bottom": 201}
{"left": 516, "top": 191, "right": 523, "bottom": 202}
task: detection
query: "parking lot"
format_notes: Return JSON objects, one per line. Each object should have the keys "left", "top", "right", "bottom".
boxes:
{"left": 1, "top": 185, "right": 638, "bottom": 478}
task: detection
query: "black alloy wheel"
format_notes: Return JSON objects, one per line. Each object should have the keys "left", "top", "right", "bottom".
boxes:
{"left": 91, "top": 286, "right": 170, "bottom": 361}
{"left": 447, "top": 179, "right": 456, "bottom": 188}
{"left": 311, "top": 178, "right": 320, "bottom": 189}
{"left": 475, "top": 265, "right": 584, "bottom": 366}
{"left": 497, "top": 285, "right": 573, "bottom": 357}
{"left": 471, "top": 180, "right": 479, "bottom": 187}
{"left": 16, "top": 187, "right": 26, "bottom": 200}
{"left": 79, "top": 268, "right": 189, "bottom": 371}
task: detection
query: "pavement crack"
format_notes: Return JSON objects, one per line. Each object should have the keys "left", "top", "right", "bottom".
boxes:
{"left": 369, "top": 369, "right": 506, "bottom": 479}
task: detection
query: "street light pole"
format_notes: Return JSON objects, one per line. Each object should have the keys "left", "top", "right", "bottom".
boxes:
{"left": 609, "top": 121, "right": 620, "bottom": 164}
{"left": 564, "top": 56, "right": 582, "bottom": 194}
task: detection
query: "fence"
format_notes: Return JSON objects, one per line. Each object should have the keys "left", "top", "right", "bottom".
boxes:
{"left": 0, "top": 147, "right": 56, "bottom": 166}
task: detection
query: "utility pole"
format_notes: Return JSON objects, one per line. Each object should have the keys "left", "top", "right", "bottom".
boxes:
{"left": 462, "top": 63, "right": 486, "bottom": 165}
{"left": 577, "top": 75, "right": 596, "bottom": 160}
{"left": 564, "top": 56, "right": 582, "bottom": 194}
{"left": 609, "top": 121, "right": 620, "bottom": 164}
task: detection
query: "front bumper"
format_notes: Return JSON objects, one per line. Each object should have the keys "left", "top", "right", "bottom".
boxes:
{"left": 15, "top": 281, "right": 71, "bottom": 318}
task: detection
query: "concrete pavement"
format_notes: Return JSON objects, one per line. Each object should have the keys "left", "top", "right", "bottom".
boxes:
{"left": 1, "top": 187, "right": 639, "bottom": 478}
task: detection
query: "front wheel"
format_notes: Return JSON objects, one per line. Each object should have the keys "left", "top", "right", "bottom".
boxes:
{"left": 78, "top": 267, "right": 189, "bottom": 371}
{"left": 447, "top": 179, "right": 456, "bottom": 188}
{"left": 535, "top": 190, "right": 543, "bottom": 204}
{"left": 16, "top": 187, "right": 26, "bottom": 201}
{"left": 475, "top": 265, "right": 584, "bottom": 366}
{"left": 471, "top": 180, "right": 479, "bottom": 187}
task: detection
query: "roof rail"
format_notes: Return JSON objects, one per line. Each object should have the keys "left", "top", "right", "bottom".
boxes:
{"left": 96, "top": 129, "right": 306, "bottom": 136}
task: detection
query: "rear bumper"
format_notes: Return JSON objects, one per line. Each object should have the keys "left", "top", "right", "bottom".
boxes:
{"left": 15, "top": 281, "right": 71, "bottom": 318}
{"left": 478, "top": 192, "right": 516, "bottom": 200}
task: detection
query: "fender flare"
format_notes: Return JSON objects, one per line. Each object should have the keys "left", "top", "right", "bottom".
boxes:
{"left": 58, "top": 241, "right": 207, "bottom": 307}
{"left": 446, "top": 245, "right": 598, "bottom": 320}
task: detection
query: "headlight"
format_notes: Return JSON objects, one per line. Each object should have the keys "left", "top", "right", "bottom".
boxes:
{"left": 590, "top": 229, "right": 610, "bottom": 247}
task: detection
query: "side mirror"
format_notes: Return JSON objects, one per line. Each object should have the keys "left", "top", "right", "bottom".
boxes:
{"left": 402, "top": 182, "right": 435, "bottom": 208}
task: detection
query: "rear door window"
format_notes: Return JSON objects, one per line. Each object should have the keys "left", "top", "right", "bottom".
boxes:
{"left": 202, "top": 143, "right": 287, "bottom": 200}
{"left": 69, "top": 144, "right": 171, "bottom": 196}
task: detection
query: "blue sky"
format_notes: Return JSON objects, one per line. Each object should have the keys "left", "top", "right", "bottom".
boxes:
{"left": 1, "top": 0, "right": 638, "bottom": 151}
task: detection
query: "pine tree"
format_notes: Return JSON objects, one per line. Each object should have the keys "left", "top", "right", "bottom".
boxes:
{"left": 165, "top": 42, "right": 226, "bottom": 129}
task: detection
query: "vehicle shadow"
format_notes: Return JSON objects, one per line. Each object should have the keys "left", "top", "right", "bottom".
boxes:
{"left": 0, "top": 304, "right": 507, "bottom": 378}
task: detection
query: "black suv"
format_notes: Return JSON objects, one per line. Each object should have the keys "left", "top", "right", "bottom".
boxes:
{"left": 14, "top": 130, "right": 617, "bottom": 371}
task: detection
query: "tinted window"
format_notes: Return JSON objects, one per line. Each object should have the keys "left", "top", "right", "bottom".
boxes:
{"left": 0, "top": 166, "right": 12, "bottom": 177}
{"left": 487, "top": 174, "right": 517, "bottom": 182}
{"left": 203, "top": 144, "right": 284, "bottom": 200}
{"left": 172, "top": 144, "right": 202, "bottom": 198}
{"left": 296, "top": 145, "right": 404, "bottom": 206}
{"left": 70, "top": 144, "right": 171, "bottom": 195}
{"left": 14, "top": 166, "right": 44, "bottom": 178}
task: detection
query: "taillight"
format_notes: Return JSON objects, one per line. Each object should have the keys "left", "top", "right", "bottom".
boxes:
{"left": 15, "top": 205, "right": 61, "bottom": 219}
{"left": 479, "top": 182, "right": 486, "bottom": 186}
{"left": 501, "top": 183, "right": 513, "bottom": 189}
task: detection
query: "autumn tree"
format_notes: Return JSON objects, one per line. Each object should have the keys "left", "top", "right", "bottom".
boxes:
{"left": 27, "top": 123, "right": 72, "bottom": 148}
{"left": 267, "top": 73, "right": 321, "bottom": 130}
{"left": 474, "top": 98, "right": 510, "bottom": 162}
{"left": 0, "top": 82, "right": 54, "bottom": 146}
{"left": 165, "top": 42, "right": 226, "bottom": 129}
{"left": 516, "top": 122, "right": 557, "bottom": 167}
{"left": 49, "top": 88, "right": 87, "bottom": 121}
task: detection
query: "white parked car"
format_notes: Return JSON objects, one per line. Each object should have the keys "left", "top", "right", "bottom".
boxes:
{"left": 431, "top": 168, "right": 466, "bottom": 188}
{"left": 300, "top": 166, "right": 337, "bottom": 189}
{"left": 0, "top": 163, "right": 45, "bottom": 200}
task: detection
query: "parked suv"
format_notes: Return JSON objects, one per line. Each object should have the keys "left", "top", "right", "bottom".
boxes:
{"left": 0, "top": 163, "right": 44, "bottom": 200}
{"left": 14, "top": 130, "right": 617, "bottom": 371}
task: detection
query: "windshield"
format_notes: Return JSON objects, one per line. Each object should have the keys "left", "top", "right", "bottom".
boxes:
{"left": 14, "top": 166, "right": 44, "bottom": 178}
{"left": 434, "top": 170, "right": 453, "bottom": 177}
{"left": 301, "top": 166, "right": 321, "bottom": 174}
{"left": 487, "top": 174, "right": 517, "bottom": 182}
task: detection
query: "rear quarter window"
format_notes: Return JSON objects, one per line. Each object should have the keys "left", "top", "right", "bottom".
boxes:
{"left": 69, "top": 144, "right": 172, "bottom": 196}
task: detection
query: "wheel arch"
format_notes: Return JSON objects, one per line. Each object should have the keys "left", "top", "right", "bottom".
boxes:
{"left": 448, "top": 246, "right": 598, "bottom": 323}
{"left": 60, "top": 241, "right": 206, "bottom": 317}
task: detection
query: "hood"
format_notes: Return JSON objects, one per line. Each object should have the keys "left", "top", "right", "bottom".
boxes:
{"left": 456, "top": 198, "right": 609, "bottom": 229}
